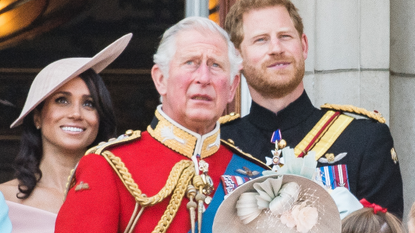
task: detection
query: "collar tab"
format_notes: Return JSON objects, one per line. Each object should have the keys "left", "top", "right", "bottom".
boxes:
{"left": 147, "top": 105, "right": 220, "bottom": 159}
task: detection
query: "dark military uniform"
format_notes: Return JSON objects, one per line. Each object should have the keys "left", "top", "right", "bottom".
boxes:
{"left": 221, "top": 91, "right": 403, "bottom": 218}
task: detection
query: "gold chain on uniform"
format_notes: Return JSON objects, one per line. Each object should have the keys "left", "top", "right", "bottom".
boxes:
{"left": 101, "top": 150, "right": 196, "bottom": 233}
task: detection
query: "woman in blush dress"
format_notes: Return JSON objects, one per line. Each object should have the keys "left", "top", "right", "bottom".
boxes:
{"left": 0, "top": 33, "right": 132, "bottom": 233}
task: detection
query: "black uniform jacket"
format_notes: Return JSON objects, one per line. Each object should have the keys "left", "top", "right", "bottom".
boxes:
{"left": 221, "top": 91, "right": 403, "bottom": 218}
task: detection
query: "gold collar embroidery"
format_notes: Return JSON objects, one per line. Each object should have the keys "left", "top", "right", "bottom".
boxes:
{"left": 147, "top": 106, "right": 220, "bottom": 159}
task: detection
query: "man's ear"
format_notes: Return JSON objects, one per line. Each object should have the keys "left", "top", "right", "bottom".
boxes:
{"left": 301, "top": 33, "right": 309, "bottom": 60}
{"left": 227, "top": 73, "right": 241, "bottom": 103}
{"left": 151, "top": 64, "right": 167, "bottom": 96}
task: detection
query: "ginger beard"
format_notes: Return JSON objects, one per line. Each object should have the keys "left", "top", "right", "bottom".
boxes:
{"left": 242, "top": 54, "right": 305, "bottom": 99}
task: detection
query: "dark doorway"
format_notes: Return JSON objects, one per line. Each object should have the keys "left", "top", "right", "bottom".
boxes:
{"left": 0, "top": 0, "right": 185, "bottom": 182}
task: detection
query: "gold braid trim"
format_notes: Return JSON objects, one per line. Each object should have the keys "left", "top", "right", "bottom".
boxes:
{"left": 153, "top": 163, "right": 195, "bottom": 233}
{"left": 148, "top": 109, "right": 220, "bottom": 159}
{"left": 100, "top": 150, "right": 195, "bottom": 232}
{"left": 64, "top": 131, "right": 141, "bottom": 201}
{"left": 147, "top": 112, "right": 197, "bottom": 158}
{"left": 101, "top": 151, "right": 194, "bottom": 206}
{"left": 63, "top": 167, "right": 76, "bottom": 201}
{"left": 220, "top": 139, "right": 253, "bottom": 158}
{"left": 220, "top": 139, "right": 270, "bottom": 170}
{"left": 218, "top": 112, "right": 240, "bottom": 124}
{"left": 320, "top": 103, "right": 386, "bottom": 123}
{"left": 84, "top": 130, "right": 142, "bottom": 156}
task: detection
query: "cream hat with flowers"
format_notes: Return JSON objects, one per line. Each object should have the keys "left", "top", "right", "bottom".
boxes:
{"left": 10, "top": 33, "right": 132, "bottom": 128}
{"left": 213, "top": 174, "right": 341, "bottom": 233}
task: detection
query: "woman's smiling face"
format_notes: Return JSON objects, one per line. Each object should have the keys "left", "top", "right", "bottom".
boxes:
{"left": 34, "top": 77, "right": 99, "bottom": 154}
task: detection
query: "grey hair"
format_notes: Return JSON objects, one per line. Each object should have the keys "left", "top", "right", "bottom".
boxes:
{"left": 153, "top": 16, "right": 242, "bottom": 81}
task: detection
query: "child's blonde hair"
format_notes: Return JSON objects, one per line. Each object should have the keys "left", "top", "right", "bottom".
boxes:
{"left": 342, "top": 207, "right": 404, "bottom": 233}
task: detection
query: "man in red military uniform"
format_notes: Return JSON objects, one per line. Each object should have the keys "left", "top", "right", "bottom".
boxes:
{"left": 55, "top": 17, "right": 269, "bottom": 233}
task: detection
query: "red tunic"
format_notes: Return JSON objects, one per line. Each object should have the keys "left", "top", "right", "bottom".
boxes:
{"left": 55, "top": 131, "right": 234, "bottom": 232}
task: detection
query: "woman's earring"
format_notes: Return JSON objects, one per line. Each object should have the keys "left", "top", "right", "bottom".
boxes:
{"left": 36, "top": 125, "right": 40, "bottom": 130}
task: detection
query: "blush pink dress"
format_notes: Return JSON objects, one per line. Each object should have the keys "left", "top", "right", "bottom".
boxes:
{"left": 6, "top": 201, "right": 56, "bottom": 233}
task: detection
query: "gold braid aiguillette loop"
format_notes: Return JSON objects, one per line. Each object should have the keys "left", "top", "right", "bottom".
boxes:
{"left": 101, "top": 151, "right": 195, "bottom": 233}
{"left": 103, "top": 150, "right": 192, "bottom": 206}
{"left": 153, "top": 163, "right": 195, "bottom": 233}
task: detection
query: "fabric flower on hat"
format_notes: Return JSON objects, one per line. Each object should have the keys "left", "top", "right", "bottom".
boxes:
{"left": 280, "top": 210, "right": 296, "bottom": 228}
{"left": 235, "top": 177, "right": 319, "bottom": 232}
{"left": 214, "top": 174, "right": 341, "bottom": 233}
{"left": 291, "top": 202, "right": 318, "bottom": 233}
{"left": 280, "top": 202, "right": 319, "bottom": 233}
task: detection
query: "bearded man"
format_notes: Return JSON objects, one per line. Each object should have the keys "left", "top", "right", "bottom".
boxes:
{"left": 221, "top": 0, "right": 403, "bottom": 218}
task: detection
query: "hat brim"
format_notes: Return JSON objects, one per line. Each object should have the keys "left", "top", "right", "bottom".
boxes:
{"left": 10, "top": 33, "right": 132, "bottom": 128}
{"left": 213, "top": 174, "right": 341, "bottom": 233}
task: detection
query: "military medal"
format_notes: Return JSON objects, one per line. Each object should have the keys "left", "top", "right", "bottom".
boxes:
{"left": 235, "top": 166, "right": 260, "bottom": 178}
{"left": 199, "top": 159, "right": 214, "bottom": 197}
{"left": 319, "top": 164, "right": 350, "bottom": 190}
{"left": 267, "top": 129, "right": 287, "bottom": 171}
{"left": 188, "top": 154, "right": 215, "bottom": 233}
{"left": 220, "top": 175, "right": 249, "bottom": 195}
{"left": 318, "top": 152, "right": 347, "bottom": 164}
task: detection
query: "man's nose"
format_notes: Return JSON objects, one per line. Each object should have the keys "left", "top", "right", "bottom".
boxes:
{"left": 194, "top": 63, "right": 211, "bottom": 85}
{"left": 269, "top": 38, "right": 284, "bottom": 55}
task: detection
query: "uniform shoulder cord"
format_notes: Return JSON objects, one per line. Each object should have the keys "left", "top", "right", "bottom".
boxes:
{"left": 101, "top": 150, "right": 198, "bottom": 233}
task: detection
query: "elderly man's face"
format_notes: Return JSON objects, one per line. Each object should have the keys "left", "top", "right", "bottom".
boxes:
{"left": 152, "top": 29, "right": 239, "bottom": 135}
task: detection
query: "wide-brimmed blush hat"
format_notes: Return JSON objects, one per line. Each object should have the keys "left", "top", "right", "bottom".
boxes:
{"left": 10, "top": 33, "right": 133, "bottom": 128}
{"left": 213, "top": 174, "right": 341, "bottom": 233}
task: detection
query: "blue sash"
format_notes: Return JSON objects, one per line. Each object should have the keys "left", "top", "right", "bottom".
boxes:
{"left": 190, "top": 154, "right": 267, "bottom": 233}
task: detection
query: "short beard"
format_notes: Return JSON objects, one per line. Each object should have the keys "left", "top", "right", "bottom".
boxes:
{"left": 242, "top": 58, "right": 304, "bottom": 99}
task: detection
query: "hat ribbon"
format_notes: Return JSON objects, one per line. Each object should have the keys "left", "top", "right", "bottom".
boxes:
{"left": 359, "top": 198, "right": 387, "bottom": 214}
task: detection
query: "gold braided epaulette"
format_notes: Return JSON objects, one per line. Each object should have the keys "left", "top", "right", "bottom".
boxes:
{"left": 219, "top": 112, "right": 240, "bottom": 124}
{"left": 220, "top": 139, "right": 270, "bottom": 170}
{"left": 85, "top": 129, "right": 142, "bottom": 156}
{"left": 64, "top": 130, "right": 141, "bottom": 201}
{"left": 320, "top": 103, "right": 386, "bottom": 123}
